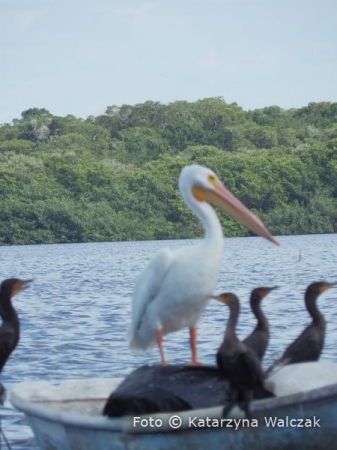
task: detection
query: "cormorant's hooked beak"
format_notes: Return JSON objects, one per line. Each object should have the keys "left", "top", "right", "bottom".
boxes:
{"left": 20, "top": 279, "right": 33, "bottom": 291}
{"left": 11, "top": 279, "right": 33, "bottom": 297}
{"left": 325, "top": 282, "right": 337, "bottom": 291}
{"left": 192, "top": 182, "right": 279, "bottom": 246}
{"left": 211, "top": 294, "right": 229, "bottom": 304}
{"left": 263, "top": 286, "right": 279, "bottom": 296}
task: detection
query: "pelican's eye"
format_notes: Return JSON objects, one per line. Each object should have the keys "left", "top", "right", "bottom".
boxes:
{"left": 207, "top": 174, "right": 217, "bottom": 187}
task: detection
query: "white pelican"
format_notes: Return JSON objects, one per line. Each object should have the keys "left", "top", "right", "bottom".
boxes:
{"left": 129, "top": 164, "right": 279, "bottom": 365}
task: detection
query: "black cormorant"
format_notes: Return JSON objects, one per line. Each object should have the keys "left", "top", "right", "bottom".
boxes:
{"left": 0, "top": 279, "right": 32, "bottom": 375}
{"left": 215, "top": 293, "right": 264, "bottom": 415}
{"left": 267, "top": 281, "right": 335, "bottom": 375}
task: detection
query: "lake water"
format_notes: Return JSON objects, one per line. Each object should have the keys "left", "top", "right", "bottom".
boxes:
{"left": 0, "top": 234, "right": 336, "bottom": 448}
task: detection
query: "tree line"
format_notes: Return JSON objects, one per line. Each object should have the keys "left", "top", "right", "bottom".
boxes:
{"left": 0, "top": 98, "right": 336, "bottom": 245}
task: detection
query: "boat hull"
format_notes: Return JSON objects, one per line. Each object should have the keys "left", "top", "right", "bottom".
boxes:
{"left": 10, "top": 373, "right": 337, "bottom": 450}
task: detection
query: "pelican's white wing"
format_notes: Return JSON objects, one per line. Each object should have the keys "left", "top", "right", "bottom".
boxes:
{"left": 129, "top": 248, "right": 174, "bottom": 346}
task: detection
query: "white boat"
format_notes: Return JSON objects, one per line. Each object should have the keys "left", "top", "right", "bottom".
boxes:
{"left": 10, "top": 362, "right": 337, "bottom": 450}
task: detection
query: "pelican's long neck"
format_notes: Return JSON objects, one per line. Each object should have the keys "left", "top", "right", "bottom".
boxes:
{"left": 188, "top": 197, "right": 224, "bottom": 250}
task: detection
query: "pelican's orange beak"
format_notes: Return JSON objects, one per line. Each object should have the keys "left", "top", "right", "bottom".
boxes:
{"left": 192, "top": 181, "right": 279, "bottom": 246}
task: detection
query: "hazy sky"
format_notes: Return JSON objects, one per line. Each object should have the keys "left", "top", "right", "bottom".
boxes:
{"left": 1, "top": 0, "right": 337, "bottom": 124}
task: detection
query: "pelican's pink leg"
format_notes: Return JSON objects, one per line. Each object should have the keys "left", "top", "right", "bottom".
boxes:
{"left": 156, "top": 329, "right": 168, "bottom": 366}
{"left": 188, "top": 327, "right": 202, "bottom": 365}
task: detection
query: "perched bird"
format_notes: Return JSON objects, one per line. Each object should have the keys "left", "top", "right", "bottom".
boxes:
{"left": 267, "top": 281, "right": 336, "bottom": 375}
{"left": 242, "top": 286, "right": 277, "bottom": 360}
{"left": 0, "top": 279, "right": 32, "bottom": 374}
{"left": 129, "top": 164, "right": 279, "bottom": 366}
{"left": 215, "top": 293, "right": 264, "bottom": 415}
